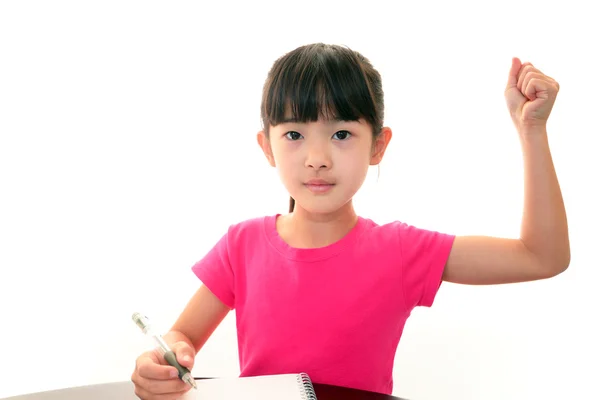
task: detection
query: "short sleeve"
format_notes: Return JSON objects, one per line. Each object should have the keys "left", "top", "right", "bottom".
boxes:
{"left": 398, "top": 223, "right": 455, "bottom": 308}
{"left": 191, "top": 231, "right": 236, "bottom": 309}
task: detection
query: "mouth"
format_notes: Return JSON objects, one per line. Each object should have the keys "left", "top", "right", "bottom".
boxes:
{"left": 304, "top": 179, "right": 334, "bottom": 186}
{"left": 304, "top": 180, "right": 335, "bottom": 193}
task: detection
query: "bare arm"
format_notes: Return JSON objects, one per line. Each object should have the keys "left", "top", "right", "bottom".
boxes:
{"left": 164, "top": 284, "right": 231, "bottom": 353}
{"left": 442, "top": 58, "right": 570, "bottom": 285}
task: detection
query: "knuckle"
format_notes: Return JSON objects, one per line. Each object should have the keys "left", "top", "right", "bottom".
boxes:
{"left": 146, "top": 379, "right": 158, "bottom": 393}
{"left": 147, "top": 378, "right": 166, "bottom": 394}
{"left": 137, "top": 361, "right": 153, "bottom": 378}
{"left": 173, "top": 343, "right": 193, "bottom": 361}
{"left": 136, "top": 353, "right": 151, "bottom": 368}
{"left": 133, "top": 387, "right": 146, "bottom": 400}
{"left": 171, "top": 341, "right": 187, "bottom": 352}
{"left": 132, "top": 360, "right": 143, "bottom": 381}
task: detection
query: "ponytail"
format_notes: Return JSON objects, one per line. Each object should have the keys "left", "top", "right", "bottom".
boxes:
{"left": 289, "top": 196, "right": 295, "bottom": 213}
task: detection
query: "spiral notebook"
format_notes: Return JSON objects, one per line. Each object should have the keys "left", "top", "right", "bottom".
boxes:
{"left": 180, "top": 373, "right": 317, "bottom": 400}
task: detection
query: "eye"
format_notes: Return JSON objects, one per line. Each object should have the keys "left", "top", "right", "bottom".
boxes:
{"left": 285, "top": 131, "right": 303, "bottom": 141}
{"left": 333, "top": 130, "right": 351, "bottom": 141}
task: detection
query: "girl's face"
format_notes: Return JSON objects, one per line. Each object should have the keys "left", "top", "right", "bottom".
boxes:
{"left": 258, "top": 114, "right": 392, "bottom": 215}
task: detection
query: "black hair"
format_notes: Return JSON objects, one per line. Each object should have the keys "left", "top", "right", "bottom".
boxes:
{"left": 260, "top": 43, "right": 385, "bottom": 212}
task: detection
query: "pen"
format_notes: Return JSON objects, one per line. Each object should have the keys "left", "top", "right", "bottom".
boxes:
{"left": 132, "top": 312, "right": 197, "bottom": 389}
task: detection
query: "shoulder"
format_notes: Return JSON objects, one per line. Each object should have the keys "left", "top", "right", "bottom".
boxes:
{"left": 222, "top": 214, "right": 275, "bottom": 242}
{"left": 359, "top": 216, "right": 455, "bottom": 256}
{"left": 362, "top": 216, "right": 451, "bottom": 237}
{"left": 360, "top": 217, "right": 455, "bottom": 308}
{"left": 360, "top": 217, "right": 425, "bottom": 241}
{"left": 193, "top": 214, "right": 274, "bottom": 269}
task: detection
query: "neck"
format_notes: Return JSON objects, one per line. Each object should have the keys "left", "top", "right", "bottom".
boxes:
{"left": 279, "top": 201, "right": 358, "bottom": 248}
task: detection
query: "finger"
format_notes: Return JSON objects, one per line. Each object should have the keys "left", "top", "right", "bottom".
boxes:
{"left": 134, "top": 385, "right": 190, "bottom": 400}
{"left": 525, "top": 78, "right": 556, "bottom": 104}
{"left": 133, "top": 373, "right": 191, "bottom": 396}
{"left": 516, "top": 63, "right": 536, "bottom": 94}
{"left": 525, "top": 67, "right": 560, "bottom": 93}
{"left": 524, "top": 78, "right": 543, "bottom": 102}
{"left": 522, "top": 72, "right": 546, "bottom": 101}
{"left": 171, "top": 342, "right": 196, "bottom": 369}
{"left": 148, "top": 348, "right": 169, "bottom": 365}
{"left": 137, "top": 356, "right": 181, "bottom": 380}
{"left": 506, "top": 57, "right": 522, "bottom": 90}
{"left": 548, "top": 75, "right": 560, "bottom": 91}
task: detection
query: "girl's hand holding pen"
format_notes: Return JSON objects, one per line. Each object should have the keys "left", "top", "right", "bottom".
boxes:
{"left": 131, "top": 341, "right": 196, "bottom": 400}
{"left": 131, "top": 313, "right": 197, "bottom": 400}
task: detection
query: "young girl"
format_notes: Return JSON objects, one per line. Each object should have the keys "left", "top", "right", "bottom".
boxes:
{"left": 130, "top": 43, "right": 569, "bottom": 399}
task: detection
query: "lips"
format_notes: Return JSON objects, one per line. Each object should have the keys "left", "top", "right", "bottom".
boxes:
{"left": 304, "top": 179, "right": 335, "bottom": 193}
{"left": 304, "top": 179, "right": 334, "bottom": 186}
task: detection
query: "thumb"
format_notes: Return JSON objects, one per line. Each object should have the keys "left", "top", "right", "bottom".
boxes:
{"left": 506, "top": 57, "right": 522, "bottom": 90}
{"left": 172, "top": 342, "right": 196, "bottom": 369}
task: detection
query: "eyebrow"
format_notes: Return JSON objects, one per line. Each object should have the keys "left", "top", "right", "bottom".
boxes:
{"left": 280, "top": 116, "right": 356, "bottom": 124}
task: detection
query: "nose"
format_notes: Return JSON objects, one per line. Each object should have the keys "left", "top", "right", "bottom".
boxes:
{"left": 305, "top": 144, "right": 332, "bottom": 170}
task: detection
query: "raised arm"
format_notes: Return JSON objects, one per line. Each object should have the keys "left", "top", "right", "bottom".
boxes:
{"left": 443, "top": 58, "right": 570, "bottom": 285}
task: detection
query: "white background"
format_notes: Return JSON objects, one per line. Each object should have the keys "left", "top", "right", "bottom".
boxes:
{"left": 1, "top": 1, "right": 598, "bottom": 399}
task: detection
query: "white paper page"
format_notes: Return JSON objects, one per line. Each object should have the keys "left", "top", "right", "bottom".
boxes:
{"left": 181, "top": 374, "right": 311, "bottom": 400}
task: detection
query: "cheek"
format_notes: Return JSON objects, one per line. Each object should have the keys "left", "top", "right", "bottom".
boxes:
{"left": 272, "top": 149, "right": 299, "bottom": 182}
{"left": 273, "top": 150, "right": 296, "bottom": 170}
{"left": 339, "top": 146, "right": 371, "bottom": 178}
{"left": 338, "top": 142, "right": 371, "bottom": 163}
{"left": 270, "top": 142, "right": 287, "bottom": 165}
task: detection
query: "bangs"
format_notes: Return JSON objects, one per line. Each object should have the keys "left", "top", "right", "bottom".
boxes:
{"left": 262, "top": 45, "right": 379, "bottom": 130}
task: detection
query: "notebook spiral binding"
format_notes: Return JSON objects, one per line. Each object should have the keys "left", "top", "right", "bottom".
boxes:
{"left": 297, "top": 372, "right": 317, "bottom": 400}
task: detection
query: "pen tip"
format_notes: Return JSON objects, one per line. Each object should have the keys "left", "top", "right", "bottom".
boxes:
{"left": 183, "top": 374, "right": 197, "bottom": 389}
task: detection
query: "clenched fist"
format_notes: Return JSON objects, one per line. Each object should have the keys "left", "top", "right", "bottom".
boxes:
{"left": 505, "top": 57, "right": 560, "bottom": 133}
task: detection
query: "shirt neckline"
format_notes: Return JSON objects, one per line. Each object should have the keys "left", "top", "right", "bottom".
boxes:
{"left": 264, "top": 214, "right": 366, "bottom": 262}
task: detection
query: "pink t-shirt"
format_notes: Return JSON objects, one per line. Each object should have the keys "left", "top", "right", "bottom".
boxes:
{"left": 192, "top": 215, "right": 455, "bottom": 395}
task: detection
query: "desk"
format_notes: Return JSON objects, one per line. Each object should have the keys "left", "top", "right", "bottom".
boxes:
{"left": 1, "top": 379, "right": 407, "bottom": 400}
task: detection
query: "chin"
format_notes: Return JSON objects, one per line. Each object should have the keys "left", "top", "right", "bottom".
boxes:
{"left": 294, "top": 197, "right": 353, "bottom": 215}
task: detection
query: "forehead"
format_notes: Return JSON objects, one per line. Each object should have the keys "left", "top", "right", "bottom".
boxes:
{"left": 275, "top": 117, "right": 368, "bottom": 130}
{"left": 281, "top": 103, "right": 364, "bottom": 125}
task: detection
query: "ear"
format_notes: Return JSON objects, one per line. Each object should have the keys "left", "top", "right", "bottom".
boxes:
{"left": 370, "top": 127, "right": 392, "bottom": 165}
{"left": 257, "top": 130, "right": 276, "bottom": 167}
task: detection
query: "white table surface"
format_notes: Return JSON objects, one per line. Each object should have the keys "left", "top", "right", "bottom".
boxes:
{"left": 1, "top": 381, "right": 139, "bottom": 400}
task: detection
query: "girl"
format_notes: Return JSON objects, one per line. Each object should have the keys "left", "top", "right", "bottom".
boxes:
{"left": 131, "top": 43, "right": 569, "bottom": 399}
